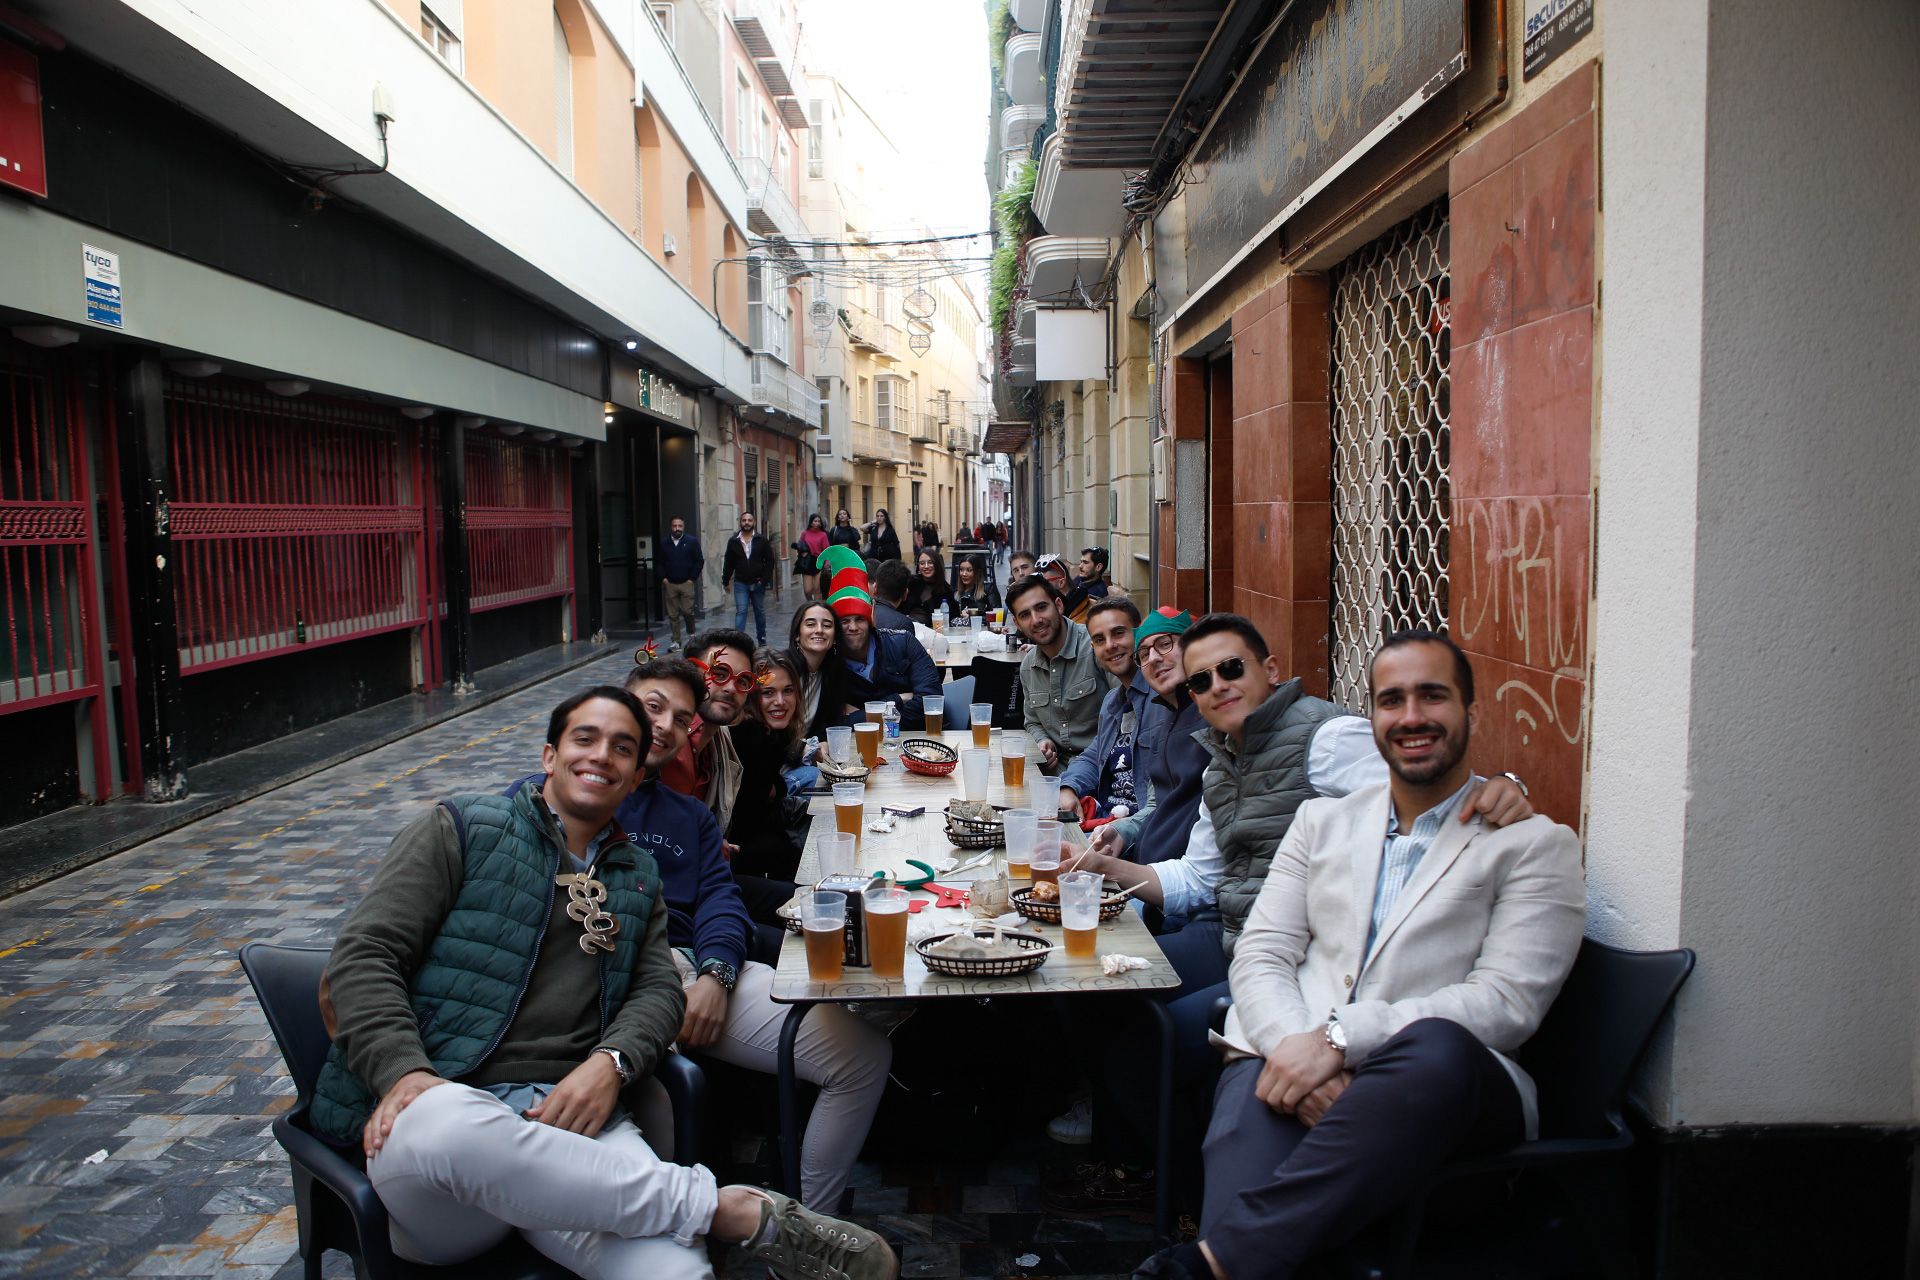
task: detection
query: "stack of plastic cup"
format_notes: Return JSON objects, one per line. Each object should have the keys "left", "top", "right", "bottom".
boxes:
{"left": 959, "top": 748, "right": 991, "bottom": 802}
{"left": 825, "top": 725, "right": 853, "bottom": 766}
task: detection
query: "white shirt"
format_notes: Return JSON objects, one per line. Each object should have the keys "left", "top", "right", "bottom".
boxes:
{"left": 1156, "top": 715, "right": 1383, "bottom": 919}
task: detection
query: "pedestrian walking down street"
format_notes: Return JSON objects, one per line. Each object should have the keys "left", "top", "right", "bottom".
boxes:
{"left": 794, "top": 513, "right": 830, "bottom": 602}
{"left": 659, "top": 515, "right": 704, "bottom": 650}
{"left": 722, "top": 510, "right": 776, "bottom": 644}
{"left": 864, "top": 508, "right": 902, "bottom": 563}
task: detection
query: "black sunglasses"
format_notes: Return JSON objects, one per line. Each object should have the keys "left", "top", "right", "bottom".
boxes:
{"left": 1184, "top": 655, "right": 1248, "bottom": 696}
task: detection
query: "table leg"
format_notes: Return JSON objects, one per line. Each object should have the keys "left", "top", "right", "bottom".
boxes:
{"left": 1142, "top": 995, "right": 1176, "bottom": 1244}
{"left": 776, "top": 1003, "right": 813, "bottom": 1198}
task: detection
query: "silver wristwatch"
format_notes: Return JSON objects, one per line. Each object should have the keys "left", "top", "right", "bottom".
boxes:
{"left": 1323, "top": 1013, "right": 1348, "bottom": 1060}
{"left": 593, "top": 1046, "right": 636, "bottom": 1086}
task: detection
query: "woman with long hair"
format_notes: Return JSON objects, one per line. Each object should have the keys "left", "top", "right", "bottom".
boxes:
{"left": 729, "top": 647, "right": 812, "bottom": 922}
{"left": 864, "top": 507, "right": 901, "bottom": 562}
{"left": 788, "top": 600, "right": 852, "bottom": 736}
{"left": 793, "top": 513, "right": 829, "bottom": 601}
{"left": 951, "top": 553, "right": 1001, "bottom": 616}
{"left": 904, "top": 548, "right": 953, "bottom": 624}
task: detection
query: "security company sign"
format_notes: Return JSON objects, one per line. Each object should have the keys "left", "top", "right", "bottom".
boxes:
{"left": 1524, "top": 0, "right": 1593, "bottom": 81}
{"left": 83, "top": 244, "right": 124, "bottom": 329}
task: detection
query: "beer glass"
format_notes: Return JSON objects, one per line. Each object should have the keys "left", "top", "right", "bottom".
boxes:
{"left": 853, "top": 721, "right": 882, "bottom": 767}
{"left": 820, "top": 829, "right": 857, "bottom": 878}
{"left": 1001, "top": 736, "right": 1027, "bottom": 788}
{"left": 960, "top": 748, "right": 991, "bottom": 803}
{"left": 922, "top": 695, "right": 945, "bottom": 737}
{"left": 1003, "top": 807, "right": 1036, "bottom": 879}
{"left": 1060, "top": 871, "right": 1102, "bottom": 959}
{"left": 865, "top": 700, "right": 887, "bottom": 724}
{"left": 970, "top": 703, "right": 992, "bottom": 749}
{"left": 1030, "top": 819, "right": 1063, "bottom": 886}
{"left": 832, "top": 783, "right": 865, "bottom": 850}
{"left": 800, "top": 890, "right": 848, "bottom": 983}
{"left": 864, "top": 886, "right": 910, "bottom": 981}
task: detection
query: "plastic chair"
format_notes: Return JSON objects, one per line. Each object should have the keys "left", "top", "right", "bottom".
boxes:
{"left": 1208, "top": 937, "right": 1694, "bottom": 1278}
{"left": 966, "top": 654, "right": 1025, "bottom": 729}
{"left": 239, "top": 942, "right": 707, "bottom": 1280}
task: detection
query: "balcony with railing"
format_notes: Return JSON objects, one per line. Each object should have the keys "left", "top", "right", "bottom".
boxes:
{"left": 748, "top": 353, "right": 821, "bottom": 430}
{"left": 730, "top": 0, "right": 807, "bottom": 123}
{"left": 1055, "top": 0, "right": 1229, "bottom": 168}
{"left": 914, "top": 412, "right": 941, "bottom": 443}
{"left": 740, "top": 155, "right": 807, "bottom": 242}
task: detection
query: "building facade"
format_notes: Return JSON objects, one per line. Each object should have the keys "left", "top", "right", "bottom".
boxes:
{"left": 986, "top": 0, "right": 1918, "bottom": 1271}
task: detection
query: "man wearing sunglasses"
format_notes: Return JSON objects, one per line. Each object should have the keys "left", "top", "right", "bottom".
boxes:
{"left": 658, "top": 629, "right": 755, "bottom": 838}
{"left": 1136, "top": 630, "right": 1583, "bottom": 1280}
{"left": 1010, "top": 574, "right": 1110, "bottom": 772}
{"left": 1048, "top": 613, "right": 1531, "bottom": 1221}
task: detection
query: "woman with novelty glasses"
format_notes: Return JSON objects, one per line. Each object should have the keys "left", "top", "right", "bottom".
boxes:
{"left": 727, "top": 648, "right": 814, "bottom": 926}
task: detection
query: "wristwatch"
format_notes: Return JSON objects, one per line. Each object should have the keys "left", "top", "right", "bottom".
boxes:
{"left": 593, "top": 1046, "right": 636, "bottom": 1086}
{"left": 1323, "top": 1013, "right": 1348, "bottom": 1060}
{"left": 1499, "top": 770, "right": 1530, "bottom": 798}
{"left": 697, "top": 958, "right": 739, "bottom": 992}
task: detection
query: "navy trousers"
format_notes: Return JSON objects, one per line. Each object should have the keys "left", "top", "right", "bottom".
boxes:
{"left": 1200, "top": 1017, "right": 1525, "bottom": 1279}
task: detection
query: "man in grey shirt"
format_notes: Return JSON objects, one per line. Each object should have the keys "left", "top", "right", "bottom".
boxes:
{"left": 1009, "top": 574, "right": 1111, "bottom": 772}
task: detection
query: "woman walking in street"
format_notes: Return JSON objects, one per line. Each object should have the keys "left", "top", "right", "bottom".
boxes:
{"left": 865, "top": 508, "right": 901, "bottom": 563}
{"left": 793, "top": 513, "right": 829, "bottom": 601}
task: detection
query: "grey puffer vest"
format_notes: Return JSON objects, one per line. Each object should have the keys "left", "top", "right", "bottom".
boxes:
{"left": 308, "top": 787, "right": 661, "bottom": 1146}
{"left": 1197, "top": 680, "right": 1344, "bottom": 956}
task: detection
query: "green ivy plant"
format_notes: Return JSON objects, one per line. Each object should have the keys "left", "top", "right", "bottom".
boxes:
{"left": 989, "top": 155, "right": 1038, "bottom": 341}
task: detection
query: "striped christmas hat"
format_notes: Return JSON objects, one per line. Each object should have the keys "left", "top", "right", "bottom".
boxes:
{"left": 827, "top": 584, "right": 873, "bottom": 619}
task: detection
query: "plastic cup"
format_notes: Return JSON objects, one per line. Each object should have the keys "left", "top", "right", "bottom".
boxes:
{"left": 832, "top": 783, "right": 865, "bottom": 850}
{"left": 1060, "top": 871, "right": 1102, "bottom": 958}
{"left": 820, "top": 829, "right": 857, "bottom": 878}
{"left": 864, "top": 886, "right": 910, "bottom": 980}
{"left": 1003, "top": 807, "right": 1036, "bottom": 878}
{"left": 969, "top": 614, "right": 984, "bottom": 640}
{"left": 970, "top": 704, "right": 992, "bottom": 748}
{"left": 825, "top": 725, "right": 853, "bottom": 765}
{"left": 854, "top": 721, "right": 882, "bottom": 766}
{"left": 1031, "top": 819, "right": 1063, "bottom": 885}
{"left": 865, "top": 700, "right": 888, "bottom": 725}
{"left": 923, "top": 695, "right": 945, "bottom": 736}
{"left": 1000, "top": 736, "right": 1027, "bottom": 788}
{"left": 800, "top": 890, "right": 848, "bottom": 982}
{"left": 959, "top": 748, "right": 991, "bottom": 802}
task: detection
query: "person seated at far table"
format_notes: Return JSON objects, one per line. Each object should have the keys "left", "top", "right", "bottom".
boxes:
{"left": 950, "top": 553, "right": 1001, "bottom": 617}
{"left": 868, "top": 559, "right": 917, "bottom": 637}
{"left": 1133, "top": 631, "right": 1585, "bottom": 1280}
{"left": 1055, "top": 597, "right": 1164, "bottom": 826}
{"left": 1008, "top": 548, "right": 1038, "bottom": 585}
{"left": 1046, "top": 613, "right": 1533, "bottom": 1222}
{"left": 617, "top": 657, "right": 895, "bottom": 1214}
{"left": 1036, "top": 553, "right": 1091, "bottom": 624}
{"left": 830, "top": 563, "right": 941, "bottom": 730}
{"left": 904, "top": 549, "right": 954, "bottom": 624}
{"left": 1010, "top": 573, "right": 1111, "bottom": 774}
{"left": 313, "top": 684, "right": 896, "bottom": 1277}
{"left": 1077, "top": 546, "right": 1126, "bottom": 604}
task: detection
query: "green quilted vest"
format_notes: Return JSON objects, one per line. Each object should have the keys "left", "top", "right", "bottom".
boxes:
{"left": 308, "top": 786, "right": 661, "bottom": 1146}
{"left": 1198, "top": 680, "right": 1344, "bottom": 957}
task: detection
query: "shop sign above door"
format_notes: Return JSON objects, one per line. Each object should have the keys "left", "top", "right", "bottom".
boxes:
{"left": 1158, "top": 0, "right": 1469, "bottom": 321}
{"left": 1523, "top": 0, "right": 1593, "bottom": 80}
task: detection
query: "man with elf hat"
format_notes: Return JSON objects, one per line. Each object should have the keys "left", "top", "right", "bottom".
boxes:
{"left": 818, "top": 548, "right": 941, "bottom": 729}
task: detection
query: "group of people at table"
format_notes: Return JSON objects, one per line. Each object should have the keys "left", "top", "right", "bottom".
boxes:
{"left": 312, "top": 542, "right": 1588, "bottom": 1280}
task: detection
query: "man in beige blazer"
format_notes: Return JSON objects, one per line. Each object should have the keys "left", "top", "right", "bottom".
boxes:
{"left": 1134, "top": 629, "right": 1586, "bottom": 1280}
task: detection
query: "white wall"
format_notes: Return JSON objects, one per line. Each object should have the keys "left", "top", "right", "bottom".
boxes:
{"left": 1593, "top": 0, "right": 1920, "bottom": 1128}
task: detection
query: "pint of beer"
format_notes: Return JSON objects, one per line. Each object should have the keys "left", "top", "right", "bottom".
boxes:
{"left": 1060, "top": 872, "right": 1102, "bottom": 959}
{"left": 800, "top": 890, "right": 848, "bottom": 983}
{"left": 923, "top": 695, "right": 945, "bottom": 737}
{"left": 864, "top": 887, "right": 910, "bottom": 980}
{"left": 832, "top": 782, "right": 865, "bottom": 850}
{"left": 854, "top": 721, "right": 882, "bottom": 766}
{"left": 1001, "top": 736, "right": 1026, "bottom": 788}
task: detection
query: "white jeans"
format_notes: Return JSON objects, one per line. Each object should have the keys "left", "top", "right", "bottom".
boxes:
{"left": 369, "top": 1082, "right": 719, "bottom": 1278}
{"left": 695, "top": 959, "right": 892, "bottom": 1210}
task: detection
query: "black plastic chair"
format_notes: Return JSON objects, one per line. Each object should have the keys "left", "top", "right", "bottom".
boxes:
{"left": 967, "top": 654, "right": 1025, "bottom": 729}
{"left": 238, "top": 942, "right": 707, "bottom": 1280}
{"left": 1209, "top": 937, "right": 1694, "bottom": 1278}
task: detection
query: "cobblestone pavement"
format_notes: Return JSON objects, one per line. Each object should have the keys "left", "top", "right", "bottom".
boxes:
{"left": 0, "top": 565, "right": 1149, "bottom": 1279}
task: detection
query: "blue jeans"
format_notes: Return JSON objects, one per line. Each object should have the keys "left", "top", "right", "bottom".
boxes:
{"left": 732, "top": 581, "right": 767, "bottom": 642}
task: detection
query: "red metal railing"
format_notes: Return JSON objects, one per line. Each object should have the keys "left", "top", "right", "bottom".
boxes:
{"left": 465, "top": 434, "right": 573, "bottom": 614}
{"left": 166, "top": 379, "right": 427, "bottom": 674}
{"left": 0, "top": 347, "right": 107, "bottom": 726}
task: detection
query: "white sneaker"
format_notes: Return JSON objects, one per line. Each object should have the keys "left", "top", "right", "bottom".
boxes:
{"left": 1047, "top": 1095, "right": 1094, "bottom": 1145}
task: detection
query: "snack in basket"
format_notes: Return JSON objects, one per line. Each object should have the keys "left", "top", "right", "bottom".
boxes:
{"left": 948, "top": 799, "right": 1000, "bottom": 824}
{"left": 1027, "top": 880, "right": 1060, "bottom": 904}
{"left": 968, "top": 873, "right": 1012, "bottom": 918}
{"left": 924, "top": 928, "right": 1030, "bottom": 961}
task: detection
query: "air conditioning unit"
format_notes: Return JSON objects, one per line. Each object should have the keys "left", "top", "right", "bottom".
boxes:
{"left": 662, "top": 232, "right": 678, "bottom": 257}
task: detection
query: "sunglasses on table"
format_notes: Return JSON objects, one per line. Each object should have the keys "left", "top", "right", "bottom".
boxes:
{"left": 690, "top": 658, "right": 757, "bottom": 694}
{"left": 1184, "top": 655, "right": 1249, "bottom": 696}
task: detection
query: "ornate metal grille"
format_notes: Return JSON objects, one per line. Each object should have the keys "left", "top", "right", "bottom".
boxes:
{"left": 1328, "top": 200, "right": 1452, "bottom": 712}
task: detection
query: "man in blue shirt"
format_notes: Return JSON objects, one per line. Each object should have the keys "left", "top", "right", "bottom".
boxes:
{"left": 836, "top": 581, "right": 941, "bottom": 729}
{"left": 658, "top": 516, "right": 704, "bottom": 651}
{"left": 1056, "top": 597, "right": 1166, "bottom": 824}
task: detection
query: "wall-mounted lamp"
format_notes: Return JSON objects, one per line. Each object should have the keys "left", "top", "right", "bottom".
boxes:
{"left": 264, "top": 379, "right": 310, "bottom": 397}
{"left": 624, "top": 339, "right": 639, "bottom": 351}
{"left": 399, "top": 406, "right": 436, "bottom": 420}
{"left": 168, "top": 358, "right": 223, "bottom": 378}
{"left": 10, "top": 325, "right": 79, "bottom": 349}
{"left": 455, "top": 415, "right": 488, "bottom": 431}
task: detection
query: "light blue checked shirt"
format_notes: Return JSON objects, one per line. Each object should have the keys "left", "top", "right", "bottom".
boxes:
{"left": 1363, "top": 776, "right": 1481, "bottom": 962}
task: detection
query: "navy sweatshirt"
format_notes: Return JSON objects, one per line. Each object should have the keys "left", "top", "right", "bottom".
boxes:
{"left": 1129, "top": 697, "right": 1211, "bottom": 865}
{"left": 506, "top": 775, "right": 750, "bottom": 973}
{"left": 659, "top": 534, "right": 704, "bottom": 584}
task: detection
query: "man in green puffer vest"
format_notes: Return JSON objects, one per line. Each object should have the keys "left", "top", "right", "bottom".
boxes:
{"left": 312, "top": 686, "right": 897, "bottom": 1280}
